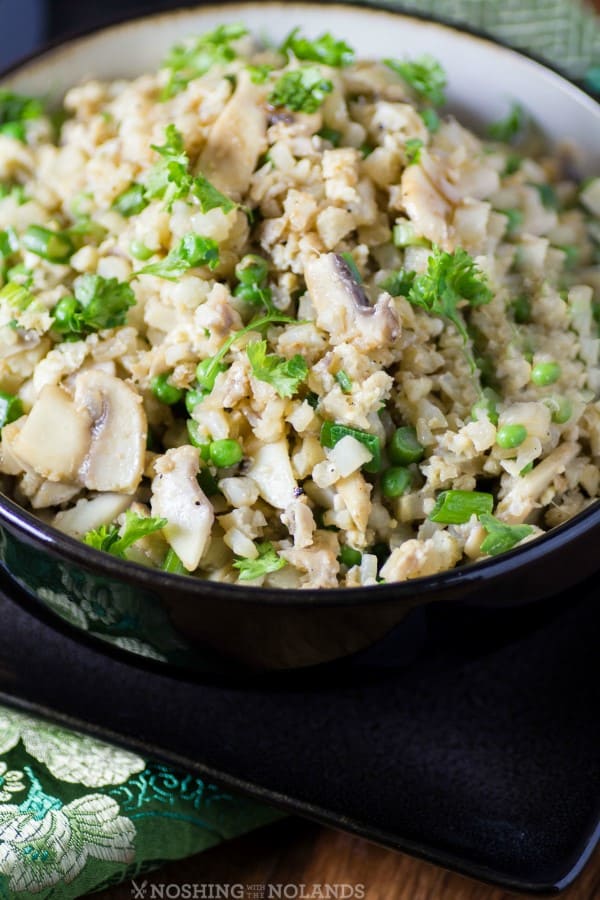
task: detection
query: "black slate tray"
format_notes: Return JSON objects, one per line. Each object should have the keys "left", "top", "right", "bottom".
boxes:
{"left": 1, "top": 570, "right": 599, "bottom": 896}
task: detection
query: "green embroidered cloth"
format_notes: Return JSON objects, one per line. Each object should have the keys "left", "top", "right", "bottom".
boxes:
{"left": 0, "top": 2, "right": 598, "bottom": 897}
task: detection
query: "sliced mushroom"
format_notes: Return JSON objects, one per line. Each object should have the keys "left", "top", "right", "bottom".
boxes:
{"left": 304, "top": 253, "right": 399, "bottom": 352}
{"left": 150, "top": 445, "right": 214, "bottom": 571}
{"left": 496, "top": 441, "right": 580, "bottom": 523}
{"left": 12, "top": 384, "right": 92, "bottom": 482}
{"left": 247, "top": 439, "right": 298, "bottom": 510}
{"left": 74, "top": 371, "right": 146, "bottom": 494}
{"left": 53, "top": 492, "right": 133, "bottom": 538}
{"left": 197, "top": 69, "right": 268, "bottom": 198}
{"left": 29, "top": 480, "right": 80, "bottom": 510}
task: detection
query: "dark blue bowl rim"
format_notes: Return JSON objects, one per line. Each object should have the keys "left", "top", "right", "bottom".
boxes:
{"left": 0, "top": 0, "right": 599, "bottom": 607}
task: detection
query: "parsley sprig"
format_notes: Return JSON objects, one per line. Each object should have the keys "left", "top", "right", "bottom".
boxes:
{"left": 487, "top": 103, "right": 526, "bottom": 143}
{"left": 160, "top": 23, "right": 248, "bottom": 99}
{"left": 144, "top": 124, "right": 236, "bottom": 213}
{"left": 406, "top": 246, "right": 493, "bottom": 370}
{"left": 247, "top": 340, "right": 308, "bottom": 398}
{"left": 233, "top": 541, "right": 287, "bottom": 581}
{"left": 281, "top": 28, "right": 354, "bottom": 67}
{"left": 84, "top": 511, "right": 167, "bottom": 558}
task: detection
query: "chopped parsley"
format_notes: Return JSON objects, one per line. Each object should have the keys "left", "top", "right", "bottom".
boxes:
{"left": 160, "top": 23, "right": 248, "bottom": 98}
{"left": 405, "top": 137, "right": 423, "bottom": 165}
{"left": 478, "top": 514, "right": 534, "bottom": 556}
{"left": 379, "top": 269, "right": 416, "bottom": 297}
{"left": 233, "top": 541, "right": 286, "bottom": 581}
{"left": 488, "top": 102, "right": 526, "bottom": 143}
{"left": 384, "top": 56, "right": 447, "bottom": 107}
{"left": 529, "top": 182, "right": 559, "bottom": 210}
{"left": 0, "top": 90, "right": 44, "bottom": 143}
{"left": 192, "top": 174, "right": 236, "bottom": 214}
{"left": 136, "top": 233, "right": 219, "bottom": 280}
{"left": 112, "top": 183, "right": 148, "bottom": 217}
{"left": 247, "top": 64, "right": 273, "bottom": 84}
{"left": 52, "top": 274, "right": 136, "bottom": 337}
{"left": 247, "top": 340, "right": 308, "bottom": 398}
{"left": 281, "top": 28, "right": 354, "bottom": 67}
{"left": 84, "top": 511, "right": 167, "bottom": 558}
{"left": 145, "top": 124, "right": 236, "bottom": 214}
{"left": 317, "top": 125, "right": 342, "bottom": 146}
{"left": 269, "top": 67, "right": 333, "bottom": 113}
{"left": 420, "top": 108, "right": 440, "bottom": 133}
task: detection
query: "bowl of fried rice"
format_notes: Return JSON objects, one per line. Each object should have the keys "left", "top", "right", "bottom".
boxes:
{"left": 0, "top": 2, "right": 598, "bottom": 670}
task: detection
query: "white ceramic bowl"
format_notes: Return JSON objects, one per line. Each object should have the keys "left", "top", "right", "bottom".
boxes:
{"left": 2, "top": 2, "right": 600, "bottom": 172}
{"left": 0, "top": 2, "right": 599, "bottom": 673}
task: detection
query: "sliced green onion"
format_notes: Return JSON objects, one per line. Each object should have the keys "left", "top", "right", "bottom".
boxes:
{"left": 339, "top": 545, "right": 362, "bottom": 567}
{"left": 22, "top": 225, "right": 74, "bottom": 263}
{"left": 429, "top": 489, "right": 494, "bottom": 524}
{"left": 479, "top": 513, "right": 534, "bottom": 556}
{"left": 381, "top": 466, "right": 412, "bottom": 498}
{"left": 320, "top": 421, "right": 381, "bottom": 473}
{"left": 389, "top": 426, "right": 424, "bottom": 466}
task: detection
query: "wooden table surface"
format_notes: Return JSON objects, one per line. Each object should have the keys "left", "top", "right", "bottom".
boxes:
{"left": 98, "top": 2, "right": 600, "bottom": 896}
{"left": 98, "top": 817, "right": 600, "bottom": 899}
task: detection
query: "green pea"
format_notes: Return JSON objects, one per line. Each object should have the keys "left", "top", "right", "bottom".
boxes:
{"left": 129, "top": 240, "right": 153, "bottom": 261}
{"left": 389, "top": 426, "right": 424, "bottom": 465}
{"left": 381, "top": 466, "right": 412, "bottom": 498}
{"left": 185, "top": 388, "right": 206, "bottom": 415}
{"left": 496, "top": 423, "right": 527, "bottom": 449}
{"left": 209, "top": 438, "right": 243, "bottom": 468}
{"left": 531, "top": 361, "right": 561, "bottom": 386}
{"left": 186, "top": 419, "right": 211, "bottom": 460}
{"left": 235, "top": 254, "right": 269, "bottom": 285}
{"left": 0, "top": 390, "right": 23, "bottom": 428}
{"left": 339, "top": 545, "right": 362, "bottom": 568}
{"left": 544, "top": 395, "right": 572, "bottom": 425}
{"left": 150, "top": 372, "right": 184, "bottom": 406}
{"left": 196, "top": 358, "right": 227, "bottom": 392}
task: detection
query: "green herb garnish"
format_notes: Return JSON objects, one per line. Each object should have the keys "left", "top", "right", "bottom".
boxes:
{"left": 136, "top": 233, "right": 219, "bottom": 280}
{"left": 384, "top": 56, "right": 447, "bottom": 107}
{"left": 269, "top": 67, "right": 333, "bottom": 113}
{"left": 429, "top": 489, "right": 493, "bottom": 524}
{"left": 161, "top": 23, "right": 248, "bottom": 98}
{"left": 233, "top": 541, "right": 287, "bottom": 581}
{"left": 52, "top": 274, "right": 136, "bottom": 337}
{"left": 247, "top": 340, "right": 308, "bottom": 398}
{"left": 320, "top": 421, "right": 381, "bottom": 473}
{"left": 84, "top": 511, "right": 167, "bottom": 558}
{"left": 488, "top": 103, "right": 525, "bottom": 143}
{"left": 281, "top": 28, "right": 354, "bottom": 67}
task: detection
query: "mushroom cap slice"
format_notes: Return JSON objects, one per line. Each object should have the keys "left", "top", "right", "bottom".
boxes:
{"left": 74, "top": 370, "right": 146, "bottom": 494}
{"left": 12, "top": 384, "right": 92, "bottom": 482}
{"left": 304, "top": 253, "right": 399, "bottom": 352}
{"left": 151, "top": 445, "right": 214, "bottom": 572}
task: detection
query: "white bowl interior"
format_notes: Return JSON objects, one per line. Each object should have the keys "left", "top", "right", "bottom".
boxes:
{"left": 0, "top": 1, "right": 599, "bottom": 172}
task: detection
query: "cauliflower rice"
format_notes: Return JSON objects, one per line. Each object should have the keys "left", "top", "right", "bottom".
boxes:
{"left": 0, "top": 23, "right": 599, "bottom": 589}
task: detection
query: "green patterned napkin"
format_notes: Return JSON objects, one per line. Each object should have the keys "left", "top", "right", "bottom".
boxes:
{"left": 0, "top": 2, "right": 598, "bottom": 898}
